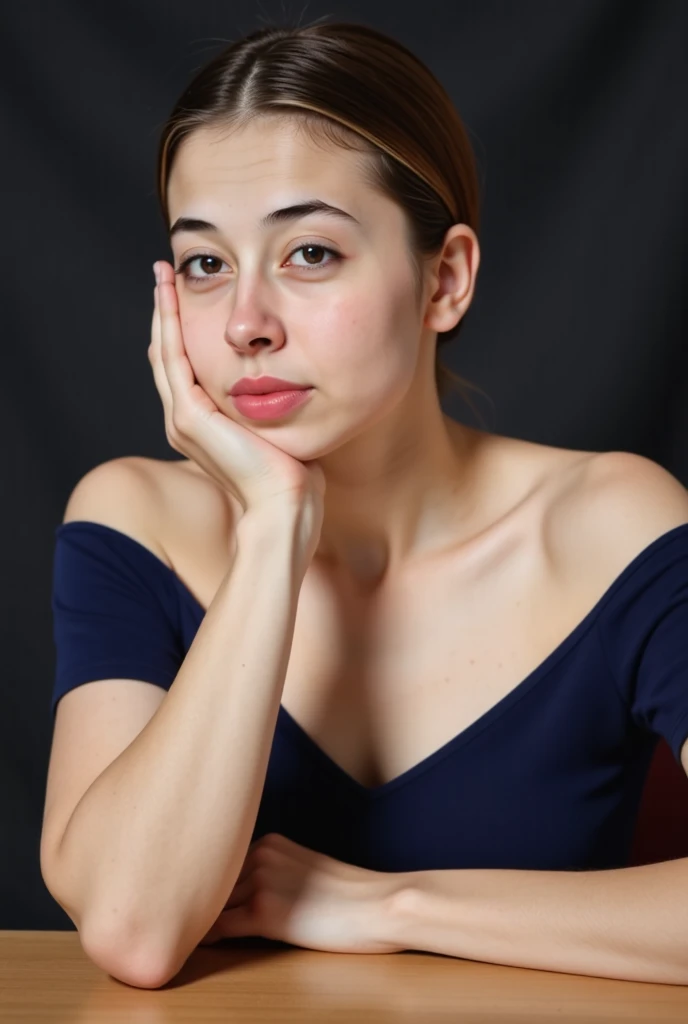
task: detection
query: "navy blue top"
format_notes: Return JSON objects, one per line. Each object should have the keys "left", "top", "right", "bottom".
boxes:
{"left": 50, "top": 519, "right": 688, "bottom": 873}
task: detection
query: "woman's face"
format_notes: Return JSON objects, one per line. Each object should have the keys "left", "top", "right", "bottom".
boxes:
{"left": 165, "top": 118, "right": 431, "bottom": 460}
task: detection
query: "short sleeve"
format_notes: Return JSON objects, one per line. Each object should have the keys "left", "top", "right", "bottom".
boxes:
{"left": 632, "top": 598, "right": 688, "bottom": 764}
{"left": 51, "top": 522, "right": 184, "bottom": 719}
{"left": 599, "top": 525, "right": 688, "bottom": 765}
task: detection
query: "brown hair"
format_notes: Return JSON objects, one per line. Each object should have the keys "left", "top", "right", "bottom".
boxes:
{"left": 155, "top": 18, "right": 490, "bottom": 424}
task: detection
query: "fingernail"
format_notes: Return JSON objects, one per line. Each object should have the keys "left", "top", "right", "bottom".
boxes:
{"left": 153, "top": 262, "right": 160, "bottom": 284}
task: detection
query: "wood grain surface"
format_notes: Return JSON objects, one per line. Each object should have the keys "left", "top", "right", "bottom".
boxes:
{"left": 2, "top": 931, "right": 688, "bottom": 1022}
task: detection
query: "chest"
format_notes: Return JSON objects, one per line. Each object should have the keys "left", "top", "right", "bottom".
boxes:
{"left": 278, "top": 534, "right": 597, "bottom": 790}
{"left": 164, "top": 461, "right": 603, "bottom": 793}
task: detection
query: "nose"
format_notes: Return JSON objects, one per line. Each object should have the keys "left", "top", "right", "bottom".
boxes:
{"left": 223, "top": 296, "right": 286, "bottom": 355}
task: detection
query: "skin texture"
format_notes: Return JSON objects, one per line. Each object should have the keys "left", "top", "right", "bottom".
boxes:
{"left": 165, "top": 116, "right": 481, "bottom": 581}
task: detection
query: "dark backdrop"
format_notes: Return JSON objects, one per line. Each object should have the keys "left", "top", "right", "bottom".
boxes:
{"left": 2, "top": 0, "right": 685, "bottom": 929}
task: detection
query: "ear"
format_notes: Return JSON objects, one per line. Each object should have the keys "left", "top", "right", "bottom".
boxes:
{"left": 422, "top": 224, "right": 480, "bottom": 334}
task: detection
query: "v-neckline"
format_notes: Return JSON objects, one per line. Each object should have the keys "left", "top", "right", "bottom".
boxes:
{"left": 57, "top": 519, "right": 688, "bottom": 800}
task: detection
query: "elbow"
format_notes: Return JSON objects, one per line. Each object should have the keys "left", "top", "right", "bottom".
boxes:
{"left": 40, "top": 841, "right": 187, "bottom": 988}
{"left": 81, "top": 922, "right": 181, "bottom": 989}
{"left": 79, "top": 897, "right": 213, "bottom": 989}
{"left": 40, "top": 864, "right": 175, "bottom": 988}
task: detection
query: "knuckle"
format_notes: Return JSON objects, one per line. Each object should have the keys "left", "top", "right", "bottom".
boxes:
{"left": 170, "top": 406, "right": 192, "bottom": 434}
{"left": 164, "top": 426, "right": 182, "bottom": 451}
{"left": 253, "top": 846, "right": 273, "bottom": 868}
{"left": 254, "top": 839, "right": 283, "bottom": 866}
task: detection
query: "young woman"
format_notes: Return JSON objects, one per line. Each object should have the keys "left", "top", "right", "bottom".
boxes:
{"left": 41, "top": 20, "right": 688, "bottom": 989}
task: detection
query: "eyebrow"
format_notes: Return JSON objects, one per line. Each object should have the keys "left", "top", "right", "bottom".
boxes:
{"left": 168, "top": 199, "right": 360, "bottom": 240}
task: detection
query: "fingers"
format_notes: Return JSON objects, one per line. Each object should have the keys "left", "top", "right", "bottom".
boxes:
{"left": 148, "top": 260, "right": 198, "bottom": 450}
{"left": 156, "top": 262, "right": 196, "bottom": 401}
{"left": 149, "top": 283, "right": 174, "bottom": 416}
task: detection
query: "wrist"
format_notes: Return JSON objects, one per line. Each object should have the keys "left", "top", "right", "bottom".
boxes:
{"left": 377, "top": 872, "right": 420, "bottom": 951}
{"left": 237, "top": 502, "right": 315, "bottom": 573}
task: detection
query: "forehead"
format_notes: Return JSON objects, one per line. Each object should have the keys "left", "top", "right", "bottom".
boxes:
{"left": 167, "top": 119, "right": 371, "bottom": 214}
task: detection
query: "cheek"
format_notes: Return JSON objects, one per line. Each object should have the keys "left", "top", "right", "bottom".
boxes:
{"left": 314, "top": 288, "right": 418, "bottom": 393}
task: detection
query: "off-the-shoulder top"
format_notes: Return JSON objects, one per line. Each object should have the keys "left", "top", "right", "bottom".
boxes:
{"left": 50, "top": 520, "right": 688, "bottom": 873}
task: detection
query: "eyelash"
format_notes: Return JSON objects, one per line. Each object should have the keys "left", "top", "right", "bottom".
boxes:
{"left": 174, "top": 243, "right": 343, "bottom": 284}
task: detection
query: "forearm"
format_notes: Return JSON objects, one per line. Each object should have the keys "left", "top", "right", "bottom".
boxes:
{"left": 387, "top": 857, "right": 688, "bottom": 985}
{"left": 53, "top": 505, "right": 309, "bottom": 979}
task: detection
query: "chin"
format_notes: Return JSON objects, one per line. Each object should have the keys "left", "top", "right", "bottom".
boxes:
{"left": 254, "top": 427, "right": 339, "bottom": 463}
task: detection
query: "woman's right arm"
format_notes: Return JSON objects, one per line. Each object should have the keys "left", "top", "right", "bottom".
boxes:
{"left": 47, "top": 502, "right": 311, "bottom": 987}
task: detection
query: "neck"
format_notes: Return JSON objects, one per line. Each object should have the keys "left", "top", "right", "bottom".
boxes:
{"left": 314, "top": 404, "right": 488, "bottom": 586}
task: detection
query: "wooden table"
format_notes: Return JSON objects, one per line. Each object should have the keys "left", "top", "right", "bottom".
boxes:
{"left": 2, "top": 931, "right": 688, "bottom": 1022}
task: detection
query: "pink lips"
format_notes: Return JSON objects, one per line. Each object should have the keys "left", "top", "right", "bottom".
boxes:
{"left": 230, "top": 388, "right": 314, "bottom": 421}
{"left": 230, "top": 375, "right": 309, "bottom": 396}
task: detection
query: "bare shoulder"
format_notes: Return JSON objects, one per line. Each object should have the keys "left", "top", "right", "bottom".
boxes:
{"left": 547, "top": 449, "right": 688, "bottom": 579}
{"left": 63, "top": 455, "right": 239, "bottom": 570}
{"left": 61, "top": 455, "right": 172, "bottom": 564}
{"left": 557, "top": 451, "right": 688, "bottom": 781}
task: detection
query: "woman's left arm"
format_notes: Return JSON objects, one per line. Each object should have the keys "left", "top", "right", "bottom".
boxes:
{"left": 204, "top": 832, "right": 688, "bottom": 985}
{"left": 387, "top": 855, "right": 688, "bottom": 985}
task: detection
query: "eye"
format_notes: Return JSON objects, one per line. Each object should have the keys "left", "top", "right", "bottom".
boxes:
{"left": 174, "top": 243, "right": 342, "bottom": 285}
{"left": 174, "top": 253, "right": 228, "bottom": 283}
{"left": 287, "top": 243, "right": 342, "bottom": 270}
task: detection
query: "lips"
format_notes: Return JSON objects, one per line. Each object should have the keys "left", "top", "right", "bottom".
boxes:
{"left": 229, "top": 376, "right": 310, "bottom": 396}
{"left": 230, "top": 386, "right": 314, "bottom": 421}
